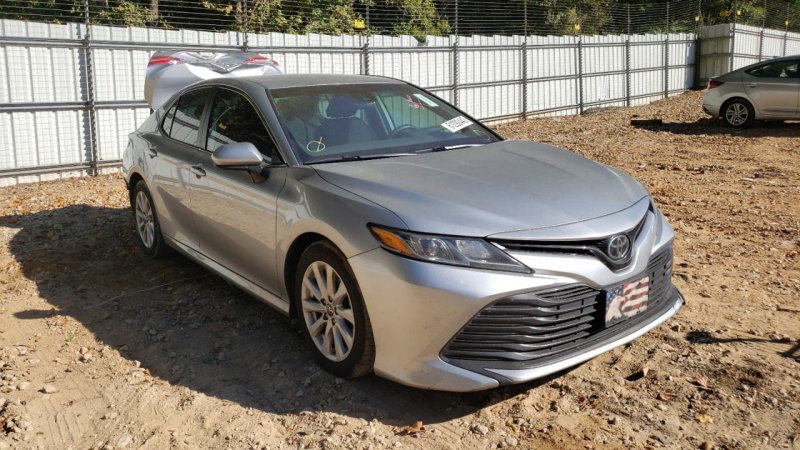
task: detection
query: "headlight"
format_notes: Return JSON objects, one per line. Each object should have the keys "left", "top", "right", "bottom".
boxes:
{"left": 368, "top": 224, "right": 531, "bottom": 274}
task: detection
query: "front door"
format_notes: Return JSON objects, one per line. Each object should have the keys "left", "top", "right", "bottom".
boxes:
{"left": 187, "top": 87, "right": 287, "bottom": 293}
{"left": 742, "top": 59, "right": 800, "bottom": 118}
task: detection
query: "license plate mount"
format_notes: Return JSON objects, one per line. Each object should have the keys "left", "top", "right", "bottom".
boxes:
{"left": 605, "top": 276, "right": 650, "bottom": 326}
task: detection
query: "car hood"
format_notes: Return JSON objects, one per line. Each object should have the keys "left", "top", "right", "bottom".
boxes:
{"left": 313, "top": 140, "right": 649, "bottom": 237}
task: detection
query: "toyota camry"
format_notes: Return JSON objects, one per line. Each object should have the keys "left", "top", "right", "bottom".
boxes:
{"left": 122, "top": 67, "right": 683, "bottom": 391}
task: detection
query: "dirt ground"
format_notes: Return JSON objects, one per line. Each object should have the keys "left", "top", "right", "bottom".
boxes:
{"left": 0, "top": 90, "right": 798, "bottom": 450}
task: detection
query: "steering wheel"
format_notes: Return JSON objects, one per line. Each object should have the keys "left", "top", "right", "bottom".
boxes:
{"left": 388, "top": 124, "right": 416, "bottom": 138}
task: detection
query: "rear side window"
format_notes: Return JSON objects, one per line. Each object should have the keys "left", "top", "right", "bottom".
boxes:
{"left": 206, "top": 88, "right": 279, "bottom": 161}
{"left": 746, "top": 60, "right": 799, "bottom": 78}
{"left": 162, "top": 104, "right": 177, "bottom": 136}
{"left": 165, "top": 88, "right": 211, "bottom": 146}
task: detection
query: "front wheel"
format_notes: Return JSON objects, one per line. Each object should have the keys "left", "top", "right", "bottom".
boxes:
{"left": 722, "top": 99, "right": 755, "bottom": 127}
{"left": 294, "top": 241, "right": 375, "bottom": 378}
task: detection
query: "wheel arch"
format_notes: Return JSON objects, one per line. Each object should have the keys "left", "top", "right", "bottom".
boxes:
{"left": 719, "top": 96, "right": 754, "bottom": 117}
{"left": 127, "top": 170, "right": 146, "bottom": 208}
{"left": 284, "top": 232, "right": 331, "bottom": 319}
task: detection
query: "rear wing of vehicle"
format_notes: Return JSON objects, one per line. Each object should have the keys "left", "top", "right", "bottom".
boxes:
{"left": 144, "top": 51, "right": 283, "bottom": 110}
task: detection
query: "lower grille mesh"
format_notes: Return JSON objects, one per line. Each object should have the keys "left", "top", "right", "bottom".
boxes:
{"left": 442, "top": 247, "right": 674, "bottom": 363}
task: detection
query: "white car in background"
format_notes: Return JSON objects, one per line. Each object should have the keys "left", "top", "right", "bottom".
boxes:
{"left": 703, "top": 55, "right": 800, "bottom": 127}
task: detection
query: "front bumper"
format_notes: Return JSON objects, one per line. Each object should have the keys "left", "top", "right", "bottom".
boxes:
{"left": 348, "top": 209, "right": 683, "bottom": 392}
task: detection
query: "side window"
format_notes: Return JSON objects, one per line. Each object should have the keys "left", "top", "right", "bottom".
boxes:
{"left": 161, "top": 103, "right": 177, "bottom": 136}
{"left": 379, "top": 93, "right": 447, "bottom": 129}
{"left": 168, "top": 88, "right": 211, "bottom": 146}
{"left": 206, "top": 89, "right": 279, "bottom": 161}
{"left": 747, "top": 60, "right": 799, "bottom": 78}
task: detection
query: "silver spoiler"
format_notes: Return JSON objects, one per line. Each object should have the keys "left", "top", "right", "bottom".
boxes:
{"left": 144, "top": 51, "right": 283, "bottom": 110}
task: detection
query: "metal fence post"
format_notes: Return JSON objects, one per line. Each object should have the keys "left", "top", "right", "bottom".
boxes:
{"left": 665, "top": 2, "right": 670, "bottom": 99}
{"left": 521, "top": 0, "right": 528, "bottom": 119}
{"left": 361, "top": 3, "right": 370, "bottom": 75}
{"left": 576, "top": 37, "right": 584, "bottom": 114}
{"left": 730, "top": 0, "right": 737, "bottom": 72}
{"left": 627, "top": 3, "right": 631, "bottom": 35}
{"left": 452, "top": 0, "right": 459, "bottom": 107}
{"left": 625, "top": 37, "right": 631, "bottom": 107}
{"left": 242, "top": 0, "right": 249, "bottom": 51}
{"left": 666, "top": 1, "right": 670, "bottom": 32}
{"left": 625, "top": 4, "right": 632, "bottom": 107}
{"left": 82, "top": 0, "right": 98, "bottom": 176}
{"left": 783, "top": 2, "right": 789, "bottom": 56}
{"left": 757, "top": 0, "right": 766, "bottom": 60}
{"left": 664, "top": 37, "right": 670, "bottom": 98}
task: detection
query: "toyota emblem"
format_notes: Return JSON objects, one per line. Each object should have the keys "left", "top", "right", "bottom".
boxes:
{"left": 607, "top": 235, "right": 631, "bottom": 261}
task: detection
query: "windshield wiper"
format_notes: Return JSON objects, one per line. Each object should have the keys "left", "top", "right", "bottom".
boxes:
{"left": 307, "top": 152, "right": 417, "bottom": 164}
{"left": 307, "top": 144, "right": 484, "bottom": 165}
{"left": 417, "top": 143, "right": 484, "bottom": 153}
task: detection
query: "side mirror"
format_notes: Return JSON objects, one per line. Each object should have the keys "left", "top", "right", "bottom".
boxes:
{"left": 212, "top": 142, "right": 264, "bottom": 168}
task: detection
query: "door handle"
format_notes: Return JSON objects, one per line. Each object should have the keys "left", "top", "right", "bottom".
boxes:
{"left": 147, "top": 147, "right": 158, "bottom": 158}
{"left": 190, "top": 164, "right": 206, "bottom": 178}
{"left": 746, "top": 84, "right": 759, "bottom": 88}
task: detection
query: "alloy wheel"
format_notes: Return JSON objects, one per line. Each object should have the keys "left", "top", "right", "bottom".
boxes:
{"left": 135, "top": 190, "right": 155, "bottom": 249}
{"left": 725, "top": 102, "right": 748, "bottom": 126}
{"left": 300, "top": 261, "right": 356, "bottom": 362}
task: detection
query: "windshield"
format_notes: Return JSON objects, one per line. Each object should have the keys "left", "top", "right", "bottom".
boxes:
{"left": 268, "top": 83, "right": 501, "bottom": 164}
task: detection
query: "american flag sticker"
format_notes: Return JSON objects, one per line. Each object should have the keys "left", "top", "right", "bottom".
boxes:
{"left": 605, "top": 276, "right": 650, "bottom": 326}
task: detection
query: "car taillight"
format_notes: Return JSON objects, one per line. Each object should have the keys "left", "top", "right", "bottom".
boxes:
{"left": 708, "top": 79, "right": 724, "bottom": 89}
{"left": 244, "top": 55, "right": 278, "bottom": 65}
{"left": 147, "top": 55, "right": 180, "bottom": 67}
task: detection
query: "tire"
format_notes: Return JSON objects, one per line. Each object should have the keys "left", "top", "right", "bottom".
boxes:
{"left": 131, "top": 180, "right": 168, "bottom": 258}
{"left": 722, "top": 99, "right": 755, "bottom": 127}
{"left": 294, "top": 241, "right": 375, "bottom": 378}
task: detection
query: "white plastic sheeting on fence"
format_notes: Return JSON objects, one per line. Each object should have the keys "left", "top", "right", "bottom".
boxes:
{"left": 0, "top": 18, "right": 698, "bottom": 186}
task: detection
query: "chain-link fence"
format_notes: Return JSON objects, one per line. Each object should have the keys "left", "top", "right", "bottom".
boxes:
{"left": 2, "top": 0, "right": 799, "bottom": 36}
{"left": 1, "top": 0, "right": 792, "bottom": 185}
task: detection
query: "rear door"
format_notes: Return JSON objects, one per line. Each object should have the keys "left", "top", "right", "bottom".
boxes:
{"left": 148, "top": 87, "right": 212, "bottom": 249}
{"left": 187, "top": 87, "right": 287, "bottom": 293}
{"left": 742, "top": 59, "right": 800, "bottom": 117}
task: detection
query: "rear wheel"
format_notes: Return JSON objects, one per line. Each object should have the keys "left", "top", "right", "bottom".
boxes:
{"left": 132, "top": 181, "right": 168, "bottom": 258}
{"left": 294, "top": 241, "right": 375, "bottom": 377}
{"left": 722, "top": 99, "right": 755, "bottom": 127}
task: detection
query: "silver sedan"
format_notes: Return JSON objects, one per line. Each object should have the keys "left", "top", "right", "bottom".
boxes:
{"left": 703, "top": 55, "right": 800, "bottom": 126}
{"left": 122, "top": 73, "right": 683, "bottom": 391}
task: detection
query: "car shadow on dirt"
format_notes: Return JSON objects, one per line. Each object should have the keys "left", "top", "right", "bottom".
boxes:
{"left": 685, "top": 330, "right": 799, "bottom": 362}
{"left": 1, "top": 204, "right": 564, "bottom": 427}
{"left": 631, "top": 117, "right": 800, "bottom": 137}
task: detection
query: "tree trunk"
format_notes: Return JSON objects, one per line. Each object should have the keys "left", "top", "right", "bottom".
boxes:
{"left": 150, "top": 0, "right": 159, "bottom": 19}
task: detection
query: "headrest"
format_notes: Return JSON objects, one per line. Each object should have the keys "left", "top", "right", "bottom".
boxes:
{"left": 326, "top": 95, "right": 365, "bottom": 118}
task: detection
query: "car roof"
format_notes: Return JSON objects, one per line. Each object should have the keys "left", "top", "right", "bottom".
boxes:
{"left": 225, "top": 74, "right": 406, "bottom": 90}
{"left": 734, "top": 54, "right": 800, "bottom": 72}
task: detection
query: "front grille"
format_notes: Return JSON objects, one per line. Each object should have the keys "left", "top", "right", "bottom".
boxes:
{"left": 490, "top": 213, "right": 649, "bottom": 272}
{"left": 641, "top": 247, "right": 673, "bottom": 314}
{"left": 441, "top": 246, "right": 674, "bottom": 364}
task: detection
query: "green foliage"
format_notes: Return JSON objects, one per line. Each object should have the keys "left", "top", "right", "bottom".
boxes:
{"left": 1, "top": 0, "right": 799, "bottom": 35}
{"left": 384, "top": 0, "right": 450, "bottom": 38}
{"left": 94, "top": 1, "right": 157, "bottom": 26}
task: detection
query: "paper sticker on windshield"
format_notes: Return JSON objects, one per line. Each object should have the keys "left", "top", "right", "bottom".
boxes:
{"left": 441, "top": 116, "right": 472, "bottom": 132}
{"left": 413, "top": 93, "right": 439, "bottom": 107}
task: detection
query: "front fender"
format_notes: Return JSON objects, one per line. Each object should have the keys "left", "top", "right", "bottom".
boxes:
{"left": 275, "top": 167, "right": 407, "bottom": 299}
